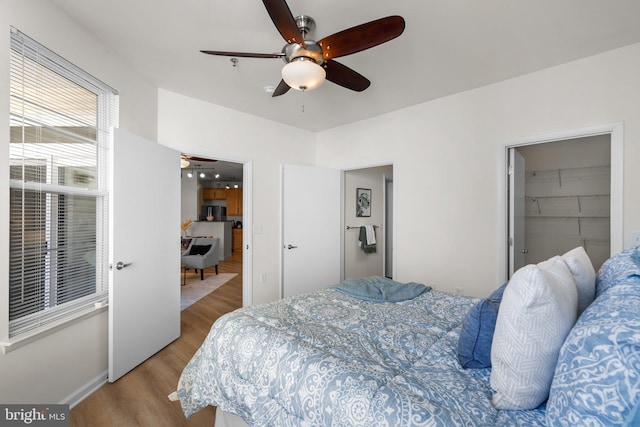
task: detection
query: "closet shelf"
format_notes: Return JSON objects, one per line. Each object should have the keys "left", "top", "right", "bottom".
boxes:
{"left": 527, "top": 164, "right": 610, "bottom": 175}
{"left": 525, "top": 194, "right": 609, "bottom": 200}
{"left": 526, "top": 165, "right": 610, "bottom": 189}
{"left": 525, "top": 215, "right": 610, "bottom": 219}
{"left": 526, "top": 215, "right": 608, "bottom": 235}
{"left": 526, "top": 236, "right": 610, "bottom": 247}
{"left": 525, "top": 194, "right": 610, "bottom": 217}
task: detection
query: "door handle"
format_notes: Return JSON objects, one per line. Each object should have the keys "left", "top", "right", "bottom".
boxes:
{"left": 286, "top": 244, "right": 298, "bottom": 250}
{"left": 520, "top": 249, "right": 529, "bottom": 254}
{"left": 116, "top": 261, "right": 132, "bottom": 270}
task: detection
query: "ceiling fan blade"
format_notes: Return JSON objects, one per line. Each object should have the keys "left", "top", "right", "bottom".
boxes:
{"left": 200, "top": 50, "right": 284, "bottom": 59}
{"left": 318, "top": 15, "right": 405, "bottom": 61}
{"left": 262, "top": 0, "right": 305, "bottom": 47}
{"left": 324, "top": 60, "right": 371, "bottom": 92}
{"left": 272, "top": 79, "right": 291, "bottom": 97}
{"left": 183, "top": 155, "right": 217, "bottom": 162}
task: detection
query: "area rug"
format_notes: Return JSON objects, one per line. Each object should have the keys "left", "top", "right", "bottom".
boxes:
{"left": 181, "top": 273, "right": 237, "bottom": 311}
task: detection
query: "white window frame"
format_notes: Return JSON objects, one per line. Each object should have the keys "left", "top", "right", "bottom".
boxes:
{"left": 2, "top": 28, "right": 118, "bottom": 352}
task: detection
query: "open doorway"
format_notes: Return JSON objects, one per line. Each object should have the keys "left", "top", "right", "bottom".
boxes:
{"left": 180, "top": 157, "right": 244, "bottom": 305}
{"left": 507, "top": 129, "right": 620, "bottom": 278}
{"left": 343, "top": 165, "right": 393, "bottom": 280}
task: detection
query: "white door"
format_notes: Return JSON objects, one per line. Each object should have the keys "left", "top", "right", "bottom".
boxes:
{"left": 108, "top": 128, "right": 181, "bottom": 381}
{"left": 282, "top": 165, "right": 341, "bottom": 297}
{"left": 508, "top": 148, "right": 526, "bottom": 277}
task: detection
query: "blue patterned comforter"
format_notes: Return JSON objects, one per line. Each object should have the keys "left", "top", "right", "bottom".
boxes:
{"left": 177, "top": 288, "right": 547, "bottom": 426}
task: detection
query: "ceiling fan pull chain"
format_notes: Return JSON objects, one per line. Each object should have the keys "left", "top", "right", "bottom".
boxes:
{"left": 301, "top": 88, "right": 305, "bottom": 113}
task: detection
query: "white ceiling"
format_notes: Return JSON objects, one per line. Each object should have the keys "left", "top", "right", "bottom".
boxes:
{"left": 51, "top": 0, "right": 640, "bottom": 133}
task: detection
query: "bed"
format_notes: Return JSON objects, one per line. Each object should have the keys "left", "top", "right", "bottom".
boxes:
{"left": 176, "top": 247, "right": 640, "bottom": 426}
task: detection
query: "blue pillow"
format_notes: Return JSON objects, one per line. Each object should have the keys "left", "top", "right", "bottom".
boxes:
{"left": 624, "top": 399, "right": 640, "bottom": 427}
{"left": 595, "top": 247, "right": 640, "bottom": 297}
{"left": 547, "top": 280, "right": 640, "bottom": 425}
{"left": 457, "top": 282, "right": 507, "bottom": 369}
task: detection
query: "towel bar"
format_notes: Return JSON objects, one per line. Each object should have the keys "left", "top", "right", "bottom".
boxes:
{"left": 346, "top": 225, "right": 381, "bottom": 230}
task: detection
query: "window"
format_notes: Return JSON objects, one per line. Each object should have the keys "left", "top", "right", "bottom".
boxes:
{"left": 8, "top": 28, "right": 118, "bottom": 338}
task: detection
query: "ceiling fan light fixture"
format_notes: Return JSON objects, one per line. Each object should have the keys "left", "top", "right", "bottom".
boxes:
{"left": 281, "top": 57, "right": 325, "bottom": 91}
{"left": 181, "top": 158, "right": 190, "bottom": 168}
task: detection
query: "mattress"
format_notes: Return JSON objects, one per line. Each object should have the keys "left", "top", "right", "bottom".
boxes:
{"left": 177, "top": 287, "right": 547, "bottom": 426}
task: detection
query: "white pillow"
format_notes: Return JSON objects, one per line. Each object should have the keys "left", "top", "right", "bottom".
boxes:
{"left": 490, "top": 256, "right": 578, "bottom": 410}
{"left": 561, "top": 246, "right": 596, "bottom": 315}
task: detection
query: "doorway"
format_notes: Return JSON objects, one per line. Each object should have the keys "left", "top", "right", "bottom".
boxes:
{"left": 385, "top": 176, "right": 394, "bottom": 279}
{"left": 343, "top": 165, "right": 393, "bottom": 280}
{"left": 180, "top": 157, "right": 246, "bottom": 304}
{"left": 507, "top": 127, "right": 621, "bottom": 278}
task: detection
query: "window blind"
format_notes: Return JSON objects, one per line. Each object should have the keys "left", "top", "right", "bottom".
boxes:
{"left": 8, "top": 28, "right": 118, "bottom": 338}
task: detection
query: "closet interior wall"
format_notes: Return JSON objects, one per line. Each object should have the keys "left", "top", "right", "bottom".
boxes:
{"left": 517, "top": 135, "right": 611, "bottom": 271}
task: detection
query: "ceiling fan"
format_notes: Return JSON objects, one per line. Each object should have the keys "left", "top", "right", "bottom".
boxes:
{"left": 181, "top": 154, "right": 217, "bottom": 168}
{"left": 201, "top": 0, "right": 405, "bottom": 97}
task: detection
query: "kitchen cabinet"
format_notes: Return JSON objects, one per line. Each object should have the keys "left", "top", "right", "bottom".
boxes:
{"left": 227, "top": 188, "right": 243, "bottom": 215}
{"left": 214, "top": 188, "right": 227, "bottom": 200}
{"left": 202, "top": 188, "right": 214, "bottom": 200}
{"left": 203, "top": 188, "right": 227, "bottom": 200}
{"left": 232, "top": 228, "right": 243, "bottom": 252}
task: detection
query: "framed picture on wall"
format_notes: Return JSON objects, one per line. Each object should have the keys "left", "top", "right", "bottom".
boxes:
{"left": 356, "top": 188, "right": 371, "bottom": 217}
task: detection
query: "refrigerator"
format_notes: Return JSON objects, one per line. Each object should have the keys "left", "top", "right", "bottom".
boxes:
{"left": 203, "top": 205, "right": 226, "bottom": 221}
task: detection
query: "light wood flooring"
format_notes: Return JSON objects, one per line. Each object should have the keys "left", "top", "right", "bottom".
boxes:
{"left": 70, "top": 252, "right": 243, "bottom": 427}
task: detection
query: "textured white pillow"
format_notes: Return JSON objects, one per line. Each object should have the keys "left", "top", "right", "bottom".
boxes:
{"left": 490, "top": 256, "right": 578, "bottom": 410}
{"left": 561, "top": 246, "right": 596, "bottom": 315}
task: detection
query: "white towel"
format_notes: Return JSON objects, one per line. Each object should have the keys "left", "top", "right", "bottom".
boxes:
{"left": 365, "top": 225, "right": 376, "bottom": 245}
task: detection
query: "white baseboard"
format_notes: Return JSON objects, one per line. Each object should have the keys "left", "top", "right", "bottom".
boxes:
{"left": 61, "top": 370, "right": 108, "bottom": 408}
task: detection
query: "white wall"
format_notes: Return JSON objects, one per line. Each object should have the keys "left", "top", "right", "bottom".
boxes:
{"left": 316, "top": 42, "right": 640, "bottom": 297}
{"left": 517, "top": 134, "right": 610, "bottom": 170}
{"left": 0, "top": 0, "right": 159, "bottom": 404}
{"left": 344, "top": 166, "right": 392, "bottom": 279}
{"left": 181, "top": 172, "right": 199, "bottom": 223}
{"left": 157, "top": 90, "right": 316, "bottom": 304}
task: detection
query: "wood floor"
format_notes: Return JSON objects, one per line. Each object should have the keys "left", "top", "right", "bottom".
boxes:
{"left": 70, "top": 252, "right": 243, "bottom": 427}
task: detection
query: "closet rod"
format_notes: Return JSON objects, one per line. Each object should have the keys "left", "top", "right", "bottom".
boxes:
{"left": 525, "top": 216, "right": 609, "bottom": 219}
{"left": 527, "top": 164, "right": 611, "bottom": 175}
{"left": 525, "top": 194, "right": 609, "bottom": 200}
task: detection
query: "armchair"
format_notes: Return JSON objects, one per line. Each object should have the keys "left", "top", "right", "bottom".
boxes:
{"left": 181, "top": 237, "right": 220, "bottom": 280}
